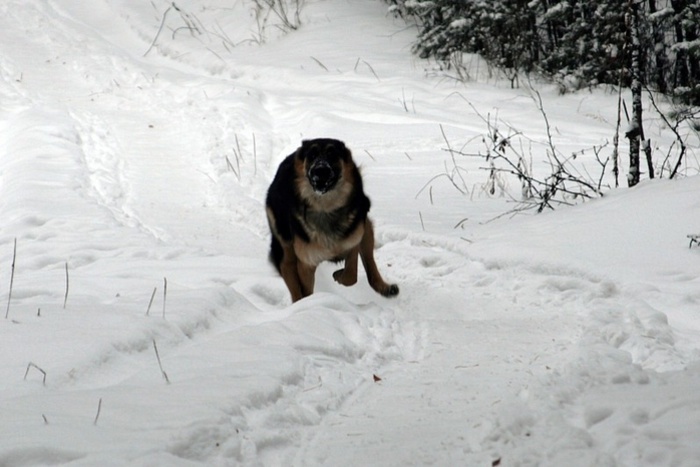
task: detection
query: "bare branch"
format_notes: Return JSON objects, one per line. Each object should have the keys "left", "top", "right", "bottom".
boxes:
{"left": 24, "top": 362, "right": 47, "bottom": 386}
{"left": 5, "top": 238, "right": 16, "bottom": 320}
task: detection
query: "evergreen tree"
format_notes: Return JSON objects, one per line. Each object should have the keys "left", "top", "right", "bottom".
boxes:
{"left": 538, "top": 1, "right": 629, "bottom": 89}
{"left": 389, "top": 0, "right": 700, "bottom": 105}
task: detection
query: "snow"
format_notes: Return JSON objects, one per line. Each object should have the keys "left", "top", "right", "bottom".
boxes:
{"left": 1, "top": 0, "right": 699, "bottom": 466}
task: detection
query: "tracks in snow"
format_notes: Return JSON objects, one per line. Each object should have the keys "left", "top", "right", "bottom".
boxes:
{"left": 296, "top": 232, "right": 690, "bottom": 465}
{"left": 2, "top": 0, "right": 696, "bottom": 465}
{"left": 0, "top": 2, "right": 416, "bottom": 464}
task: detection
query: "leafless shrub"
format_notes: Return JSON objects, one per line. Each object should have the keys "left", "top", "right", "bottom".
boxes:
{"left": 645, "top": 89, "right": 700, "bottom": 179}
{"left": 420, "top": 92, "right": 610, "bottom": 216}
{"left": 145, "top": 1, "right": 304, "bottom": 55}
{"left": 251, "top": 0, "right": 304, "bottom": 43}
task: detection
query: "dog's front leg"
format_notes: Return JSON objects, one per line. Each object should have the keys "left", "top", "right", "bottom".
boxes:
{"left": 333, "top": 245, "right": 359, "bottom": 287}
{"left": 280, "top": 243, "right": 305, "bottom": 302}
{"left": 360, "top": 219, "right": 399, "bottom": 297}
{"left": 297, "top": 261, "right": 316, "bottom": 299}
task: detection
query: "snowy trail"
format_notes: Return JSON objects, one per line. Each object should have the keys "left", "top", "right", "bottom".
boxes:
{"left": 295, "top": 237, "right": 650, "bottom": 466}
{"left": 0, "top": 2, "right": 416, "bottom": 464}
{"left": 1, "top": 0, "right": 699, "bottom": 466}
{"left": 305, "top": 236, "right": 696, "bottom": 466}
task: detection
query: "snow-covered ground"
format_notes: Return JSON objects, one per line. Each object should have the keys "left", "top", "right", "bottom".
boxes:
{"left": 1, "top": 1, "right": 699, "bottom": 466}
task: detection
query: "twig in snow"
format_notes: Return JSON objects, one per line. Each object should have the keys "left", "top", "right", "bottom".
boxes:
{"left": 152, "top": 339, "right": 171, "bottom": 384}
{"left": 234, "top": 134, "right": 244, "bottom": 162}
{"left": 302, "top": 377, "right": 323, "bottom": 392}
{"left": 225, "top": 154, "right": 239, "bottom": 180}
{"left": 231, "top": 135, "right": 244, "bottom": 180}
{"left": 63, "top": 262, "right": 69, "bottom": 309}
{"left": 93, "top": 398, "right": 103, "bottom": 425}
{"left": 5, "top": 238, "right": 17, "bottom": 320}
{"left": 454, "top": 218, "right": 469, "bottom": 229}
{"left": 162, "top": 277, "right": 167, "bottom": 319}
{"left": 363, "top": 60, "right": 380, "bottom": 81}
{"left": 146, "top": 287, "right": 157, "bottom": 316}
{"left": 355, "top": 58, "right": 380, "bottom": 81}
{"left": 24, "top": 362, "right": 47, "bottom": 386}
{"left": 399, "top": 87, "right": 409, "bottom": 112}
{"left": 398, "top": 87, "right": 416, "bottom": 113}
{"left": 170, "top": 3, "right": 203, "bottom": 40}
{"left": 310, "top": 56, "right": 328, "bottom": 71}
{"left": 143, "top": 4, "right": 173, "bottom": 57}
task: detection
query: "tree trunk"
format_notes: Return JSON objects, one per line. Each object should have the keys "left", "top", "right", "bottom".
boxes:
{"left": 626, "top": 0, "right": 643, "bottom": 187}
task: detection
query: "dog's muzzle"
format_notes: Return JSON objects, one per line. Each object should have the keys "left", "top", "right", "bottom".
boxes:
{"left": 308, "top": 160, "right": 337, "bottom": 194}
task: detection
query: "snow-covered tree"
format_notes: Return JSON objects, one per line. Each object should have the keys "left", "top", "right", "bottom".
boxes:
{"left": 390, "top": 0, "right": 539, "bottom": 86}
{"left": 537, "top": 0, "right": 629, "bottom": 90}
{"left": 388, "top": 0, "right": 700, "bottom": 105}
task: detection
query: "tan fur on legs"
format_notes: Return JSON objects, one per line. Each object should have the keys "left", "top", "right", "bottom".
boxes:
{"left": 297, "top": 262, "right": 316, "bottom": 299}
{"left": 279, "top": 243, "right": 304, "bottom": 302}
{"left": 333, "top": 245, "right": 359, "bottom": 287}
{"left": 360, "top": 219, "right": 399, "bottom": 297}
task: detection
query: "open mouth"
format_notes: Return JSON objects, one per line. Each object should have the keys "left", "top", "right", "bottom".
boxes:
{"left": 308, "top": 160, "right": 337, "bottom": 194}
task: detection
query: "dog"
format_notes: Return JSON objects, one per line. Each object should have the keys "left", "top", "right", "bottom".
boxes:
{"left": 266, "top": 138, "right": 399, "bottom": 302}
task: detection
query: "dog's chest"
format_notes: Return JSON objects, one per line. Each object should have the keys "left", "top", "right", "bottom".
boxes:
{"left": 294, "top": 208, "right": 362, "bottom": 266}
{"left": 304, "top": 208, "right": 354, "bottom": 237}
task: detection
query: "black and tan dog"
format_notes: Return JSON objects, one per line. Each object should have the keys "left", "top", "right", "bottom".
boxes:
{"left": 266, "top": 138, "right": 399, "bottom": 302}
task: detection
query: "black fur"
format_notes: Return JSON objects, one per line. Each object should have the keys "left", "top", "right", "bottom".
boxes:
{"left": 266, "top": 139, "right": 369, "bottom": 267}
{"left": 265, "top": 138, "right": 398, "bottom": 302}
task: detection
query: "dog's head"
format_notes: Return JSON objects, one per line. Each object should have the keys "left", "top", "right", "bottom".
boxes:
{"left": 297, "top": 138, "right": 351, "bottom": 194}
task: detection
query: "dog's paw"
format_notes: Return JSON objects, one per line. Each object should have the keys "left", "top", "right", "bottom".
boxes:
{"left": 381, "top": 283, "right": 399, "bottom": 297}
{"left": 333, "top": 268, "right": 357, "bottom": 287}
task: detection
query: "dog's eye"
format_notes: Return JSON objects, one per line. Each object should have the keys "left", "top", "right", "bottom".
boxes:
{"left": 300, "top": 141, "right": 321, "bottom": 161}
{"left": 323, "top": 144, "right": 336, "bottom": 156}
{"left": 307, "top": 145, "right": 320, "bottom": 159}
